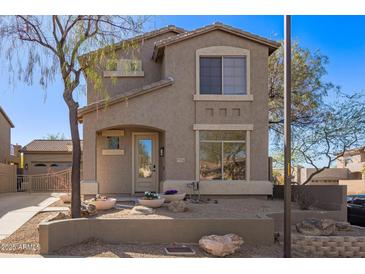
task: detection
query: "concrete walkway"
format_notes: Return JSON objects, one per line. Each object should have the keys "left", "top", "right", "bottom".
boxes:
{"left": 0, "top": 192, "right": 59, "bottom": 240}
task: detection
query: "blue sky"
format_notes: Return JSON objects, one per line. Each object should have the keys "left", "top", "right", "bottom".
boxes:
{"left": 0, "top": 15, "right": 364, "bottom": 147}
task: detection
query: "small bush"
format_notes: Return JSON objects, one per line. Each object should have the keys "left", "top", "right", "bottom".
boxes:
{"left": 294, "top": 188, "right": 316, "bottom": 210}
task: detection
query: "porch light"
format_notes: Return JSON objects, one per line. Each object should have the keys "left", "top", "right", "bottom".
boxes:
{"left": 160, "top": 147, "right": 164, "bottom": 157}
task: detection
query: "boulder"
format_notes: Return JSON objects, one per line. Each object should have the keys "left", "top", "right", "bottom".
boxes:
{"left": 296, "top": 218, "right": 336, "bottom": 236}
{"left": 335, "top": 221, "right": 352, "bottom": 231}
{"left": 168, "top": 200, "right": 188, "bottom": 213}
{"left": 81, "top": 202, "right": 97, "bottom": 217}
{"left": 40, "top": 212, "right": 70, "bottom": 225}
{"left": 130, "top": 205, "right": 155, "bottom": 215}
{"left": 199, "top": 234, "right": 243, "bottom": 257}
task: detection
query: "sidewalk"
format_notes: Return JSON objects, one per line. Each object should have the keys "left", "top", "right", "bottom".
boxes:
{"left": 0, "top": 193, "right": 59, "bottom": 240}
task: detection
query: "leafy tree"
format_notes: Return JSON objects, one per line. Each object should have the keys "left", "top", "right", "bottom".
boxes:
{"left": 0, "top": 16, "right": 145, "bottom": 217}
{"left": 273, "top": 91, "right": 365, "bottom": 185}
{"left": 268, "top": 41, "right": 336, "bottom": 136}
{"left": 269, "top": 42, "right": 365, "bottom": 184}
{"left": 44, "top": 133, "right": 66, "bottom": 140}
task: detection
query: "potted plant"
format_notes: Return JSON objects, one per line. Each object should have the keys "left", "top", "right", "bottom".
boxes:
{"left": 138, "top": 192, "right": 165, "bottom": 208}
{"left": 87, "top": 194, "right": 117, "bottom": 210}
{"left": 159, "top": 189, "right": 186, "bottom": 202}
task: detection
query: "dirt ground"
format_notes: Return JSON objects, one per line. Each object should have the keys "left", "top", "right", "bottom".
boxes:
{"left": 95, "top": 198, "right": 301, "bottom": 219}
{"left": 2, "top": 197, "right": 362, "bottom": 258}
{"left": 0, "top": 211, "right": 57, "bottom": 254}
{"left": 52, "top": 238, "right": 283, "bottom": 258}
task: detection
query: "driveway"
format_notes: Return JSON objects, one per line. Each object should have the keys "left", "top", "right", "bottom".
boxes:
{"left": 0, "top": 192, "right": 59, "bottom": 240}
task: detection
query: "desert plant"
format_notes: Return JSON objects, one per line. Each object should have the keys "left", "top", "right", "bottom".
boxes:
{"left": 294, "top": 187, "right": 316, "bottom": 210}
{"left": 164, "top": 189, "right": 178, "bottom": 195}
{"left": 144, "top": 192, "right": 159, "bottom": 200}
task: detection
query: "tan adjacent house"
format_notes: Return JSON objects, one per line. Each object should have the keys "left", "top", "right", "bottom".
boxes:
{"left": 337, "top": 147, "right": 365, "bottom": 179}
{"left": 0, "top": 106, "right": 20, "bottom": 165}
{"left": 22, "top": 140, "right": 83, "bottom": 175}
{"left": 78, "top": 23, "right": 280, "bottom": 196}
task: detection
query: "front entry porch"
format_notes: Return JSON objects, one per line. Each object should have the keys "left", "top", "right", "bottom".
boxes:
{"left": 92, "top": 126, "right": 165, "bottom": 195}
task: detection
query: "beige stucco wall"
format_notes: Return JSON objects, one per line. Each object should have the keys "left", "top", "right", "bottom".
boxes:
{"left": 339, "top": 179, "right": 365, "bottom": 195}
{"left": 23, "top": 152, "right": 76, "bottom": 175}
{"left": 39, "top": 217, "right": 274, "bottom": 254}
{"left": 163, "top": 30, "right": 270, "bottom": 181}
{"left": 87, "top": 32, "right": 179, "bottom": 104}
{"left": 82, "top": 29, "right": 272, "bottom": 195}
{"left": 0, "top": 113, "right": 11, "bottom": 164}
{"left": 299, "top": 167, "right": 349, "bottom": 184}
{"left": 96, "top": 127, "right": 164, "bottom": 194}
{"left": 0, "top": 163, "right": 16, "bottom": 193}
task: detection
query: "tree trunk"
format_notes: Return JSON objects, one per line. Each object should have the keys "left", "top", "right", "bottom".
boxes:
{"left": 66, "top": 98, "right": 81, "bottom": 218}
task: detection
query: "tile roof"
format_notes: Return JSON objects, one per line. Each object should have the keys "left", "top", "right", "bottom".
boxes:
{"left": 153, "top": 22, "right": 280, "bottom": 60}
{"left": 78, "top": 77, "right": 174, "bottom": 119}
{"left": 0, "top": 106, "right": 14, "bottom": 128}
{"left": 79, "top": 25, "right": 186, "bottom": 61}
{"left": 22, "top": 140, "right": 83, "bottom": 152}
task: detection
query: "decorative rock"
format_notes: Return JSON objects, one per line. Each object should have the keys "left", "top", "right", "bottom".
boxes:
{"left": 199, "top": 234, "right": 243, "bottom": 257}
{"left": 81, "top": 202, "right": 97, "bottom": 217}
{"left": 167, "top": 200, "right": 188, "bottom": 213}
{"left": 49, "top": 212, "right": 70, "bottom": 222}
{"left": 336, "top": 221, "right": 352, "bottom": 231}
{"left": 296, "top": 218, "right": 336, "bottom": 236}
{"left": 130, "top": 205, "right": 155, "bottom": 215}
{"left": 59, "top": 193, "right": 71, "bottom": 203}
{"left": 40, "top": 212, "right": 70, "bottom": 225}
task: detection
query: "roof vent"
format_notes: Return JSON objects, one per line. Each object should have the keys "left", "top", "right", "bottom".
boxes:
{"left": 213, "top": 21, "right": 223, "bottom": 25}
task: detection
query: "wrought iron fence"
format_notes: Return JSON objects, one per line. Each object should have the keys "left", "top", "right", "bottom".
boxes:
{"left": 17, "top": 168, "right": 72, "bottom": 192}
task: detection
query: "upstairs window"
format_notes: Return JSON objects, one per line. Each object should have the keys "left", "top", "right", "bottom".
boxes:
{"left": 104, "top": 59, "right": 144, "bottom": 77}
{"left": 200, "top": 56, "right": 247, "bottom": 95}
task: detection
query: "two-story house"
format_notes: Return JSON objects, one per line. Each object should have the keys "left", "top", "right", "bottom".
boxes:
{"left": 78, "top": 23, "right": 280, "bottom": 196}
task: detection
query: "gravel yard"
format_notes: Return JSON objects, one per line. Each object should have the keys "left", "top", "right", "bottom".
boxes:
{"left": 0, "top": 211, "right": 58, "bottom": 254}
{"left": 53, "top": 238, "right": 283, "bottom": 258}
{"left": 2, "top": 197, "right": 360, "bottom": 258}
{"left": 95, "top": 198, "right": 301, "bottom": 219}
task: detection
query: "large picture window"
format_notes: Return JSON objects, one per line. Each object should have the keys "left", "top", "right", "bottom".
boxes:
{"left": 199, "top": 130, "right": 246, "bottom": 180}
{"left": 200, "top": 56, "right": 247, "bottom": 95}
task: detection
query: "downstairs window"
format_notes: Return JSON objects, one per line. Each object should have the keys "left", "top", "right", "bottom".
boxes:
{"left": 199, "top": 130, "right": 246, "bottom": 181}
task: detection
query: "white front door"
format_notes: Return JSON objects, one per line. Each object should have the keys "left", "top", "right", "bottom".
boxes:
{"left": 133, "top": 133, "right": 158, "bottom": 193}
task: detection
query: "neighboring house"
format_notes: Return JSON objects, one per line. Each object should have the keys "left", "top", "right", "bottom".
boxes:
{"left": 78, "top": 23, "right": 280, "bottom": 196}
{"left": 0, "top": 106, "right": 20, "bottom": 166}
{"left": 297, "top": 167, "right": 349, "bottom": 185}
{"left": 337, "top": 147, "right": 365, "bottom": 179}
{"left": 294, "top": 147, "right": 365, "bottom": 185}
{"left": 21, "top": 140, "right": 83, "bottom": 175}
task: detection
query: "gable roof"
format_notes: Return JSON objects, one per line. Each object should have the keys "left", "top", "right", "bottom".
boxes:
{"left": 22, "top": 140, "right": 84, "bottom": 153}
{"left": 0, "top": 106, "right": 14, "bottom": 128}
{"left": 78, "top": 77, "right": 174, "bottom": 120}
{"left": 79, "top": 25, "right": 186, "bottom": 61}
{"left": 153, "top": 22, "right": 280, "bottom": 61}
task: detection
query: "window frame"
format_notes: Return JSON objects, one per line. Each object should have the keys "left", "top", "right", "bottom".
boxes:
{"left": 199, "top": 56, "right": 247, "bottom": 95}
{"left": 103, "top": 59, "right": 144, "bottom": 78}
{"left": 199, "top": 133, "right": 246, "bottom": 181}
{"left": 106, "top": 136, "right": 120, "bottom": 150}
{"left": 195, "top": 46, "right": 252, "bottom": 101}
{"left": 194, "top": 125, "right": 252, "bottom": 182}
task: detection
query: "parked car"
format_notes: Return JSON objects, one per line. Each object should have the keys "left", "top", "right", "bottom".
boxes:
{"left": 347, "top": 195, "right": 365, "bottom": 226}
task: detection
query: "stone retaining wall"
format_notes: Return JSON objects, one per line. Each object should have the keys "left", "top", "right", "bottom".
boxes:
{"left": 292, "top": 234, "right": 365, "bottom": 257}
